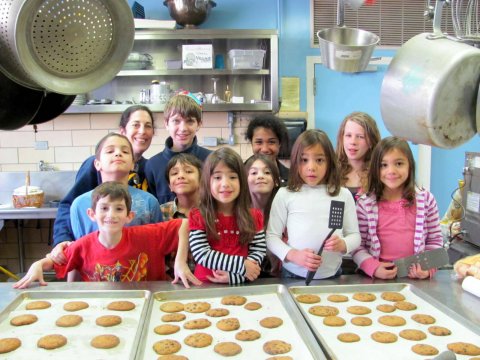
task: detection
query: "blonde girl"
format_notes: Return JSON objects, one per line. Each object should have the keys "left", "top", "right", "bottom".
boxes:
{"left": 189, "top": 147, "right": 266, "bottom": 284}
{"left": 267, "top": 129, "right": 360, "bottom": 280}
{"left": 352, "top": 136, "right": 443, "bottom": 279}
{"left": 336, "top": 112, "right": 381, "bottom": 201}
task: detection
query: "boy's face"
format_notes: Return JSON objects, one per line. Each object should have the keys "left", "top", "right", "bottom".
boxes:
{"left": 87, "top": 196, "right": 134, "bottom": 232}
{"left": 165, "top": 114, "right": 201, "bottom": 152}
{"left": 168, "top": 162, "right": 200, "bottom": 196}
{"left": 94, "top": 136, "right": 134, "bottom": 178}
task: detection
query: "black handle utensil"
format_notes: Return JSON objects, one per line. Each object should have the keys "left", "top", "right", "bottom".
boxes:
{"left": 305, "top": 200, "right": 345, "bottom": 286}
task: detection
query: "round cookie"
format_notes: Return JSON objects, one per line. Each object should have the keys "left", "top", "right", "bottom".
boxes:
{"left": 183, "top": 319, "right": 211, "bottom": 330}
{"left": 411, "top": 344, "right": 439, "bottom": 356}
{"left": 235, "top": 329, "right": 261, "bottom": 341}
{"left": 214, "top": 342, "right": 242, "bottom": 357}
{"left": 327, "top": 294, "right": 349, "bottom": 303}
{"left": 263, "top": 340, "right": 292, "bottom": 355}
{"left": 107, "top": 300, "right": 135, "bottom": 311}
{"left": 378, "top": 315, "right": 406, "bottom": 327}
{"left": 371, "top": 331, "right": 398, "bottom": 343}
{"left": 155, "top": 324, "right": 181, "bottom": 335}
{"left": 37, "top": 334, "right": 67, "bottom": 350}
{"left": 153, "top": 339, "right": 182, "bottom": 355}
{"left": 347, "top": 306, "right": 371, "bottom": 315}
{"left": 162, "top": 313, "right": 186, "bottom": 322}
{"left": 184, "top": 301, "right": 210, "bottom": 313}
{"left": 63, "top": 301, "right": 89, "bottom": 312}
{"left": 216, "top": 317, "right": 240, "bottom": 331}
{"left": 352, "top": 292, "right": 376, "bottom": 302}
{"left": 309, "top": 305, "right": 339, "bottom": 317}
{"left": 399, "top": 329, "right": 427, "bottom": 341}
{"left": 447, "top": 342, "right": 480, "bottom": 356}
{"left": 376, "top": 304, "right": 396, "bottom": 313}
{"left": 323, "top": 316, "right": 346, "bottom": 327}
{"left": 55, "top": 314, "right": 83, "bottom": 327}
{"left": 428, "top": 326, "right": 452, "bottom": 336}
{"left": 244, "top": 302, "right": 262, "bottom": 310}
{"left": 296, "top": 294, "right": 320, "bottom": 304}
{"left": 411, "top": 314, "right": 436, "bottom": 325}
{"left": 337, "top": 333, "right": 360, "bottom": 343}
{"left": 157, "top": 356, "right": 188, "bottom": 360}
{"left": 394, "top": 301, "right": 417, "bottom": 311}
{"left": 206, "top": 308, "right": 229, "bottom": 317}
{"left": 221, "top": 295, "right": 247, "bottom": 306}
{"left": 0, "top": 338, "right": 21, "bottom": 354}
{"left": 260, "top": 317, "right": 283, "bottom": 328}
{"left": 184, "top": 333, "right": 213, "bottom": 348}
{"left": 160, "top": 302, "right": 184, "bottom": 313}
{"left": 96, "top": 315, "right": 122, "bottom": 327}
{"left": 91, "top": 334, "right": 120, "bottom": 349}
{"left": 26, "top": 300, "right": 51, "bottom": 310}
{"left": 10, "top": 314, "right": 38, "bottom": 326}
{"left": 381, "top": 291, "right": 405, "bottom": 302}
{"left": 266, "top": 357, "right": 293, "bottom": 360}
{"left": 351, "top": 316, "right": 372, "bottom": 326}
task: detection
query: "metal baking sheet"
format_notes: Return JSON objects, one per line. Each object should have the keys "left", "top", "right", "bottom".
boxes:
{"left": 136, "top": 284, "right": 326, "bottom": 359}
{"left": 0, "top": 290, "right": 150, "bottom": 360}
{"left": 289, "top": 283, "right": 480, "bottom": 360}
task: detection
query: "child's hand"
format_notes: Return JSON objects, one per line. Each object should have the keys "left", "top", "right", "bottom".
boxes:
{"left": 13, "top": 262, "right": 46, "bottom": 289}
{"left": 286, "top": 249, "right": 322, "bottom": 272}
{"left": 323, "top": 234, "right": 346, "bottom": 253}
{"left": 172, "top": 262, "right": 202, "bottom": 289}
{"left": 407, "top": 263, "right": 429, "bottom": 279}
{"left": 206, "top": 270, "right": 229, "bottom": 283}
{"left": 244, "top": 259, "right": 261, "bottom": 281}
{"left": 374, "top": 262, "right": 397, "bottom": 279}
{"left": 49, "top": 241, "right": 72, "bottom": 265}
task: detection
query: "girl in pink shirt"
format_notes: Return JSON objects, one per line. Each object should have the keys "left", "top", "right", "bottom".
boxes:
{"left": 352, "top": 137, "right": 443, "bottom": 279}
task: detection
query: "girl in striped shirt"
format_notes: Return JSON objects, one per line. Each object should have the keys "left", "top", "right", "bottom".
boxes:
{"left": 188, "top": 147, "right": 266, "bottom": 284}
{"left": 352, "top": 137, "right": 443, "bottom": 279}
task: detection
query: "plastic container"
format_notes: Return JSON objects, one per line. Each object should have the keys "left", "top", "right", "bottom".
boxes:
{"left": 227, "top": 49, "right": 266, "bottom": 70}
{"left": 165, "top": 59, "right": 182, "bottom": 70}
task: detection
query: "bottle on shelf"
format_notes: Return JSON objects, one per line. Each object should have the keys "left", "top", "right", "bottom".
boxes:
{"left": 224, "top": 84, "right": 232, "bottom": 103}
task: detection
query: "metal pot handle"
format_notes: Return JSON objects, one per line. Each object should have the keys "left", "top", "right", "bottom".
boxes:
{"left": 427, "top": 0, "right": 447, "bottom": 39}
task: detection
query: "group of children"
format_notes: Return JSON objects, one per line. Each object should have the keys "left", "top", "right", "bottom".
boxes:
{"left": 14, "top": 96, "right": 443, "bottom": 289}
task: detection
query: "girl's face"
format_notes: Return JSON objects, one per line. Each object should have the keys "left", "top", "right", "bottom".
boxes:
{"left": 251, "top": 127, "right": 280, "bottom": 160}
{"left": 380, "top": 148, "right": 410, "bottom": 194}
{"left": 168, "top": 162, "right": 200, "bottom": 196}
{"left": 299, "top": 144, "right": 328, "bottom": 186}
{"left": 120, "top": 110, "right": 154, "bottom": 158}
{"left": 94, "top": 136, "right": 134, "bottom": 176}
{"left": 247, "top": 159, "right": 275, "bottom": 196}
{"left": 210, "top": 161, "right": 240, "bottom": 214}
{"left": 343, "top": 120, "right": 369, "bottom": 162}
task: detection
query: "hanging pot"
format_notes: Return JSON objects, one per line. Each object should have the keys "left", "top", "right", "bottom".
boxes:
{"left": 380, "top": 33, "right": 480, "bottom": 148}
{"left": 28, "top": 93, "right": 76, "bottom": 125}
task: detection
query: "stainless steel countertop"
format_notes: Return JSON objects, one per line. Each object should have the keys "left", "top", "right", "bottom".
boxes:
{"left": 0, "top": 206, "right": 57, "bottom": 220}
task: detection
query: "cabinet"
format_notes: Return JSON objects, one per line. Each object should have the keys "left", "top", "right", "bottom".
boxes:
{"left": 66, "top": 29, "right": 278, "bottom": 113}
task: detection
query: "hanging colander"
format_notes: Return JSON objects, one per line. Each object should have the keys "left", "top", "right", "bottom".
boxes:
{"left": 0, "top": 0, "right": 134, "bottom": 95}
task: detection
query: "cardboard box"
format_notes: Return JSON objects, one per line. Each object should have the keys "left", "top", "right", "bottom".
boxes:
{"left": 182, "top": 44, "right": 213, "bottom": 69}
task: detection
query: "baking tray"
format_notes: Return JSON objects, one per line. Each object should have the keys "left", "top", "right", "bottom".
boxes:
{"left": 0, "top": 290, "right": 150, "bottom": 359}
{"left": 136, "top": 284, "right": 326, "bottom": 359}
{"left": 289, "top": 283, "right": 480, "bottom": 360}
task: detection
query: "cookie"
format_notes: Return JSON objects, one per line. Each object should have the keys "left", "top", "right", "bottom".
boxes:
{"left": 26, "top": 300, "right": 51, "bottom": 310}
{"left": 10, "top": 314, "right": 38, "bottom": 326}
{"left": 447, "top": 342, "right": 480, "bottom": 356}
{"left": 411, "top": 344, "right": 439, "bottom": 356}
{"left": 90, "top": 334, "right": 120, "bottom": 349}
{"left": 184, "top": 301, "right": 210, "bottom": 313}
{"left": 221, "top": 295, "right": 247, "bottom": 306}
{"left": 260, "top": 316, "right": 283, "bottom": 328}
{"left": 183, "top": 318, "right": 211, "bottom": 330}
{"left": 371, "top": 331, "right": 398, "bottom": 343}
{"left": 183, "top": 333, "right": 213, "bottom": 348}
{"left": 323, "top": 316, "right": 346, "bottom": 326}
{"left": 157, "top": 356, "right": 188, "bottom": 360}
{"left": 296, "top": 294, "right": 320, "bottom": 304}
{"left": 162, "top": 313, "right": 186, "bottom": 322}
{"left": 351, "top": 316, "right": 372, "bottom": 326}
{"left": 376, "top": 304, "right": 396, "bottom": 313}
{"left": 399, "top": 329, "right": 427, "bottom": 341}
{"left": 266, "top": 357, "right": 293, "bottom": 360}
{"left": 37, "top": 334, "right": 67, "bottom": 350}
{"left": 153, "top": 339, "right": 182, "bottom": 355}
{"left": 155, "top": 324, "right": 181, "bottom": 335}
{"left": 347, "top": 305, "right": 371, "bottom": 315}
{"left": 107, "top": 300, "right": 135, "bottom": 311}
{"left": 244, "top": 302, "right": 262, "bottom": 310}
{"left": 381, "top": 291, "right": 405, "bottom": 302}
{"left": 309, "top": 305, "right": 339, "bottom": 317}
{"left": 206, "top": 308, "right": 229, "bottom": 317}
{"left": 428, "top": 325, "right": 452, "bottom": 336}
{"left": 214, "top": 342, "right": 242, "bottom": 356}
{"left": 337, "top": 333, "right": 360, "bottom": 343}
{"left": 394, "top": 301, "right": 417, "bottom": 311}
{"left": 378, "top": 315, "right": 406, "bottom": 327}
{"left": 96, "top": 315, "right": 122, "bottom": 327}
{"left": 160, "top": 302, "right": 185, "bottom": 313}
{"left": 216, "top": 317, "right": 240, "bottom": 331}
{"left": 327, "top": 294, "right": 349, "bottom": 303}
{"left": 0, "top": 338, "right": 21, "bottom": 354}
{"left": 411, "top": 314, "right": 436, "bottom": 325}
{"left": 352, "top": 292, "right": 376, "bottom": 302}
{"left": 263, "top": 340, "right": 292, "bottom": 355}
{"left": 235, "top": 329, "right": 261, "bottom": 341}
{"left": 63, "top": 301, "right": 89, "bottom": 312}
{"left": 55, "top": 314, "right": 83, "bottom": 327}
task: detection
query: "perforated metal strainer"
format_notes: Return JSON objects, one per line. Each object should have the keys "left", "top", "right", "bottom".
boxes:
{"left": 0, "top": 0, "right": 134, "bottom": 94}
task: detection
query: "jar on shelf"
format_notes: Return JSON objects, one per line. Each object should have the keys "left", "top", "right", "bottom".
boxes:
{"left": 150, "top": 80, "right": 161, "bottom": 104}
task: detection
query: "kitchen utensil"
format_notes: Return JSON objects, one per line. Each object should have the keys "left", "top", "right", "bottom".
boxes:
{"left": 163, "top": 0, "right": 217, "bottom": 28}
{"left": 211, "top": 77, "right": 220, "bottom": 104}
{"left": 0, "top": 0, "right": 134, "bottom": 94}
{"left": 451, "top": 0, "right": 480, "bottom": 43}
{"left": 0, "top": 265, "right": 19, "bottom": 281}
{"left": 28, "top": 93, "right": 76, "bottom": 125}
{"left": 305, "top": 200, "right": 345, "bottom": 285}
{"left": 394, "top": 248, "right": 449, "bottom": 278}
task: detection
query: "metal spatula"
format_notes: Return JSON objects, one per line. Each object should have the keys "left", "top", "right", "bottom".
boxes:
{"left": 305, "top": 200, "right": 345, "bottom": 285}
{"left": 394, "top": 248, "right": 449, "bottom": 278}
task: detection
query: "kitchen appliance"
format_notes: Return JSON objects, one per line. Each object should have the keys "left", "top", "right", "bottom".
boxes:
{"left": 163, "top": 0, "right": 216, "bottom": 28}
{"left": 461, "top": 152, "right": 480, "bottom": 248}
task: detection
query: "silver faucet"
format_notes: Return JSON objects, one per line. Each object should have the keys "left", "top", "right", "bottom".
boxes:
{"left": 39, "top": 160, "right": 55, "bottom": 171}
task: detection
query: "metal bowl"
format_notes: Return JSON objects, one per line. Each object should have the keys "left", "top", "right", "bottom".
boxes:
{"left": 163, "top": 0, "right": 216, "bottom": 28}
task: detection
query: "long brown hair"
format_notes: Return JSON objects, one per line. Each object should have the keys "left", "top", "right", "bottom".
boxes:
{"left": 367, "top": 136, "right": 416, "bottom": 205}
{"left": 288, "top": 129, "right": 341, "bottom": 196}
{"left": 199, "top": 147, "right": 255, "bottom": 245}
